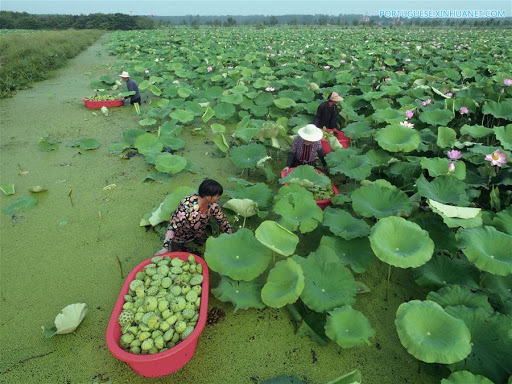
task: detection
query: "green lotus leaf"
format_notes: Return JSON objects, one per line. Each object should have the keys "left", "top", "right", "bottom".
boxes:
{"left": 428, "top": 199, "right": 480, "bottom": 219}
{"left": 213, "top": 133, "right": 229, "bottom": 153}
{"left": 441, "top": 371, "right": 494, "bottom": 384}
{"left": 370, "top": 216, "right": 434, "bottom": 268}
{"left": 147, "top": 84, "right": 161, "bottom": 96}
{"left": 204, "top": 228, "right": 272, "bottom": 281}
{"left": 211, "top": 275, "right": 265, "bottom": 312}
{"left": 204, "top": 86, "right": 224, "bottom": 100}
{"left": 274, "top": 98, "right": 297, "bottom": 109}
{"left": 420, "top": 157, "right": 466, "bottom": 180}
{"left": 2, "top": 196, "right": 37, "bottom": 215}
{"left": 280, "top": 165, "right": 331, "bottom": 188}
{"left": 0, "top": 184, "right": 15, "bottom": 195}
{"left": 38, "top": 133, "right": 59, "bottom": 151}
{"left": 176, "top": 87, "right": 191, "bottom": 98}
{"left": 275, "top": 184, "right": 314, "bottom": 202}
{"left": 108, "top": 142, "right": 129, "bottom": 154}
{"left": 210, "top": 123, "right": 226, "bottom": 133}
{"left": 372, "top": 108, "right": 404, "bottom": 124}
{"left": 325, "top": 306, "right": 375, "bottom": 348}
{"left": 445, "top": 306, "right": 512, "bottom": 383}
{"left": 351, "top": 181, "right": 412, "bottom": 219}
{"left": 28, "top": 186, "right": 46, "bottom": 193}
{"left": 142, "top": 186, "right": 194, "bottom": 226}
{"left": 480, "top": 272, "right": 512, "bottom": 312}
{"left": 160, "top": 136, "right": 185, "bottom": 151}
{"left": 437, "top": 126, "right": 457, "bottom": 148}
{"left": 169, "top": 109, "right": 195, "bottom": 123}
{"left": 482, "top": 99, "right": 512, "bottom": 119}
{"left": 494, "top": 125, "right": 512, "bottom": 150}
{"left": 427, "top": 285, "right": 493, "bottom": 313}
{"left": 255, "top": 220, "right": 299, "bottom": 257}
{"left": 274, "top": 192, "right": 323, "bottom": 233}
{"left": 287, "top": 301, "right": 329, "bottom": 345}
{"left": 456, "top": 226, "right": 512, "bottom": 276}
{"left": 419, "top": 109, "right": 454, "bottom": 126}
{"left": 254, "top": 92, "right": 274, "bottom": 106}
{"left": 139, "top": 117, "right": 158, "bottom": 128}
{"left": 154, "top": 153, "right": 187, "bottom": 174}
{"left": 232, "top": 127, "right": 260, "bottom": 143}
{"left": 413, "top": 254, "right": 481, "bottom": 290}
{"left": 122, "top": 129, "right": 144, "bottom": 146}
{"left": 460, "top": 124, "right": 494, "bottom": 139}
{"left": 395, "top": 300, "right": 471, "bottom": 364}
{"left": 221, "top": 93, "right": 244, "bottom": 105}
{"left": 134, "top": 133, "right": 163, "bottom": 155}
{"left": 325, "top": 369, "right": 362, "bottom": 384}
{"left": 229, "top": 143, "right": 267, "bottom": 169}
{"left": 201, "top": 106, "right": 215, "bottom": 123}
{"left": 213, "top": 102, "right": 236, "bottom": 119}
{"left": 375, "top": 124, "right": 421, "bottom": 153}
{"left": 343, "top": 121, "right": 374, "bottom": 139}
{"left": 409, "top": 212, "right": 458, "bottom": 253}
{"left": 77, "top": 138, "right": 98, "bottom": 150}
{"left": 328, "top": 155, "right": 374, "bottom": 181}
{"left": 225, "top": 182, "right": 272, "bottom": 209}
{"left": 223, "top": 198, "right": 258, "bottom": 218}
{"left": 293, "top": 254, "right": 357, "bottom": 312}
{"left": 416, "top": 175, "right": 470, "bottom": 206}
{"left": 261, "top": 374, "right": 306, "bottom": 384}
{"left": 330, "top": 193, "right": 351, "bottom": 206}
{"left": 322, "top": 207, "right": 371, "bottom": 240}
{"left": 493, "top": 206, "right": 512, "bottom": 235}
{"left": 317, "top": 236, "right": 374, "bottom": 274}
{"left": 261, "top": 258, "right": 305, "bottom": 308}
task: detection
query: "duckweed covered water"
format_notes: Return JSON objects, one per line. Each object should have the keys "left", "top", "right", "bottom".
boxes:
{"left": 0, "top": 34, "right": 447, "bottom": 384}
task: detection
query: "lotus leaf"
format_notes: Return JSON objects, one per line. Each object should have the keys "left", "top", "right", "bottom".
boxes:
{"left": 280, "top": 165, "right": 331, "bottom": 189}
{"left": 494, "top": 125, "right": 512, "bottom": 150}
{"left": 482, "top": 100, "right": 512, "bottom": 119}
{"left": 261, "top": 258, "right": 305, "bottom": 308}
{"left": 169, "top": 109, "right": 195, "bottom": 123}
{"left": 154, "top": 153, "right": 187, "bottom": 174}
{"left": 441, "top": 371, "right": 494, "bottom": 384}
{"left": 29, "top": 186, "right": 46, "bottom": 193}
{"left": 445, "top": 306, "right": 512, "bottom": 383}
{"left": 287, "top": 301, "right": 329, "bottom": 345}
{"left": 122, "top": 129, "right": 144, "bottom": 146}
{"left": 223, "top": 198, "right": 258, "bottom": 218}
{"left": 211, "top": 275, "right": 265, "bottom": 312}
{"left": 370, "top": 216, "right": 434, "bottom": 268}
{"left": 460, "top": 124, "right": 494, "bottom": 139}
{"left": 221, "top": 93, "right": 244, "bottom": 105}
{"left": 416, "top": 175, "right": 470, "bottom": 206}
{"left": 325, "top": 306, "right": 375, "bottom": 348}
{"left": 134, "top": 133, "right": 163, "bottom": 155}
{"left": 261, "top": 375, "right": 306, "bottom": 384}
{"left": 213, "top": 102, "right": 236, "bottom": 119}
{"left": 420, "top": 157, "right": 466, "bottom": 180}
{"left": 395, "top": 300, "right": 471, "bottom": 364}
{"left": 293, "top": 254, "right": 357, "bottom": 312}
{"left": 213, "top": 133, "right": 229, "bottom": 153}
{"left": 138, "top": 117, "right": 157, "bottom": 126}
{"left": 329, "top": 155, "right": 374, "bottom": 181}
{"left": 0, "top": 184, "right": 15, "bottom": 195}
{"left": 2, "top": 196, "right": 37, "bottom": 215}
{"left": 202, "top": 106, "right": 215, "bottom": 122}
{"left": 225, "top": 182, "right": 272, "bottom": 209}
{"left": 330, "top": 193, "right": 351, "bottom": 206}
{"left": 375, "top": 124, "right": 421, "bottom": 153}
{"left": 204, "top": 228, "right": 272, "bottom": 281}
{"left": 428, "top": 199, "right": 480, "bottom": 219}
{"left": 410, "top": 212, "right": 458, "bottom": 253}
{"left": 255, "top": 220, "right": 299, "bottom": 257}
{"left": 372, "top": 108, "right": 404, "bottom": 124}
{"left": 456, "top": 226, "right": 512, "bottom": 276}
{"left": 38, "top": 133, "right": 59, "bottom": 151}
{"left": 437, "top": 126, "right": 457, "bottom": 148}
{"left": 274, "top": 191, "right": 323, "bottom": 233}
{"left": 210, "top": 123, "right": 226, "bottom": 133}
{"left": 493, "top": 206, "right": 512, "bottom": 235}
{"left": 317, "top": 235, "right": 375, "bottom": 274}
{"left": 108, "top": 142, "right": 129, "bottom": 154}
{"left": 343, "top": 121, "right": 374, "bottom": 139}
{"left": 322, "top": 207, "right": 371, "bottom": 240}
{"left": 143, "top": 186, "right": 195, "bottom": 226}
{"left": 427, "top": 285, "right": 493, "bottom": 312}
{"left": 274, "top": 98, "right": 296, "bottom": 109}
{"left": 351, "top": 182, "right": 412, "bottom": 219}
{"left": 419, "top": 109, "right": 454, "bottom": 126}
{"left": 325, "top": 369, "right": 362, "bottom": 384}
{"left": 229, "top": 143, "right": 267, "bottom": 169}
{"left": 43, "top": 303, "right": 88, "bottom": 338}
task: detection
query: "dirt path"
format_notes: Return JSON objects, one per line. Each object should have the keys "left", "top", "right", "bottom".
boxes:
{"left": 0, "top": 34, "right": 445, "bottom": 384}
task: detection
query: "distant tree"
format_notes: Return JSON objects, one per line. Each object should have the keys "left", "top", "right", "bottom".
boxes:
{"left": 224, "top": 17, "right": 237, "bottom": 27}
{"left": 352, "top": 19, "right": 359, "bottom": 26}
{"left": 269, "top": 16, "right": 278, "bottom": 26}
{"left": 287, "top": 18, "right": 298, "bottom": 26}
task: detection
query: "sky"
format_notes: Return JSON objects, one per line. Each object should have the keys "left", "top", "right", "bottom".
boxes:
{"left": 1, "top": 0, "right": 511, "bottom": 17}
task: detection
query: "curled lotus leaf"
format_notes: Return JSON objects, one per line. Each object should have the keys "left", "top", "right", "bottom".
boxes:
{"left": 441, "top": 371, "right": 494, "bottom": 384}
{"left": 375, "top": 124, "right": 421, "bottom": 153}
{"left": 494, "top": 125, "right": 512, "bottom": 150}
{"left": 369, "top": 216, "right": 434, "bottom": 268}
{"left": 211, "top": 275, "right": 265, "bottom": 312}
{"left": 482, "top": 100, "right": 512, "bottom": 119}
{"left": 395, "top": 300, "right": 471, "bottom": 364}
{"left": 43, "top": 303, "right": 88, "bottom": 338}
{"left": 351, "top": 181, "right": 412, "bottom": 219}
{"left": 223, "top": 198, "right": 258, "bottom": 218}
{"left": 274, "top": 192, "right": 323, "bottom": 233}
{"left": 138, "top": 117, "right": 157, "bottom": 126}
{"left": 0, "top": 184, "right": 15, "bottom": 195}
{"left": 456, "top": 226, "right": 512, "bottom": 276}
{"left": 143, "top": 186, "right": 196, "bottom": 227}
{"left": 154, "top": 153, "right": 187, "bottom": 174}
{"left": 255, "top": 220, "right": 299, "bottom": 257}
{"left": 204, "top": 228, "right": 272, "bottom": 281}
{"left": 493, "top": 206, "right": 512, "bottom": 235}
{"left": 416, "top": 175, "right": 470, "bottom": 206}
{"left": 261, "top": 258, "right": 305, "bottom": 308}
{"left": 420, "top": 157, "right": 466, "bottom": 180}
{"left": 225, "top": 182, "right": 273, "bottom": 210}
{"left": 280, "top": 165, "right": 331, "bottom": 188}
{"left": 322, "top": 207, "right": 371, "bottom": 240}
{"left": 343, "top": 121, "right": 374, "bottom": 139}
{"left": 325, "top": 306, "right": 375, "bottom": 348}
{"left": 427, "top": 199, "right": 480, "bottom": 219}
{"left": 317, "top": 235, "right": 375, "bottom": 274}
{"left": 427, "top": 285, "right": 493, "bottom": 313}
{"left": 460, "top": 124, "right": 494, "bottom": 139}
{"left": 169, "top": 109, "right": 195, "bottom": 123}
{"left": 229, "top": 143, "right": 267, "bottom": 169}
{"left": 29, "top": 186, "right": 47, "bottom": 193}
{"left": 437, "top": 126, "right": 457, "bottom": 148}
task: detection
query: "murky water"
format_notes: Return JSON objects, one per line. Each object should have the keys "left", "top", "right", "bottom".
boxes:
{"left": 0, "top": 34, "right": 447, "bottom": 384}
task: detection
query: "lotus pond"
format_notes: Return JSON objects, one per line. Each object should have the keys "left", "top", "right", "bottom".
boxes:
{"left": 1, "top": 27, "right": 511, "bottom": 384}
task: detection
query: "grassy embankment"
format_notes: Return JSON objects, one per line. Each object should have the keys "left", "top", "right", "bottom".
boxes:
{"left": 0, "top": 29, "right": 104, "bottom": 98}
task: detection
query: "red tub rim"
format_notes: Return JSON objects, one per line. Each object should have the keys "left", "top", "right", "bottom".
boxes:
{"left": 82, "top": 98, "right": 124, "bottom": 109}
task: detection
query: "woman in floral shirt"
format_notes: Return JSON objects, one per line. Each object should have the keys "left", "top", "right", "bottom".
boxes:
{"left": 158, "top": 179, "right": 232, "bottom": 253}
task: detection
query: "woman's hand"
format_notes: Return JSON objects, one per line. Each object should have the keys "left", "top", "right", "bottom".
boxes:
{"left": 154, "top": 247, "right": 168, "bottom": 256}
{"left": 282, "top": 166, "right": 290, "bottom": 173}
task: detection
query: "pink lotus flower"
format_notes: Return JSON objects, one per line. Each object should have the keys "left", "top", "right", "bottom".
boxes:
{"left": 207, "top": 66, "right": 213, "bottom": 72}
{"left": 448, "top": 161, "right": 456, "bottom": 173}
{"left": 270, "top": 53, "right": 275, "bottom": 57}
{"left": 459, "top": 106, "right": 469, "bottom": 115}
{"left": 384, "top": 77, "right": 391, "bottom": 82}
{"left": 267, "top": 46, "right": 272, "bottom": 50}
{"left": 340, "top": 59, "right": 346, "bottom": 63}
{"left": 421, "top": 99, "right": 432, "bottom": 106}
{"left": 265, "top": 87, "right": 275, "bottom": 92}
{"left": 382, "top": 66, "right": 386, "bottom": 70}
{"left": 299, "top": 49, "right": 303, "bottom": 54}
{"left": 324, "top": 65, "right": 331, "bottom": 70}
{"left": 445, "top": 92, "right": 453, "bottom": 98}
{"left": 504, "top": 78, "right": 512, "bottom": 86}
{"left": 144, "top": 69, "right": 149, "bottom": 74}
{"left": 447, "top": 149, "right": 462, "bottom": 161}
{"left": 399, "top": 121, "right": 414, "bottom": 128}
{"left": 485, "top": 149, "right": 508, "bottom": 167}
{"left": 405, "top": 110, "right": 414, "bottom": 119}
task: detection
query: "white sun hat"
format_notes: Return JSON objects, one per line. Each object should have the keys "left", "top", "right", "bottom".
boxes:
{"left": 119, "top": 71, "right": 130, "bottom": 78}
{"left": 298, "top": 124, "right": 323, "bottom": 142}
{"left": 329, "top": 92, "right": 343, "bottom": 102}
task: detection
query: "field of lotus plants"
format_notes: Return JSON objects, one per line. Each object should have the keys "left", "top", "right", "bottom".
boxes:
{"left": 87, "top": 27, "right": 512, "bottom": 383}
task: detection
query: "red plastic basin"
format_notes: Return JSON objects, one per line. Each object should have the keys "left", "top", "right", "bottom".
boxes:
{"left": 82, "top": 98, "right": 124, "bottom": 109}
{"left": 321, "top": 129, "right": 350, "bottom": 154}
{"left": 105, "top": 252, "right": 209, "bottom": 377}
{"left": 280, "top": 167, "right": 339, "bottom": 210}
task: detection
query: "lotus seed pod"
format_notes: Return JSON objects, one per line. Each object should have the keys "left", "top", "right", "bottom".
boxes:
{"left": 182, "top": 264, "right": 190, "bottom": 271}
{"left": 141, "top": 312, "right": 154, "bottom": 324}
{"left": 183, "top": 308, "right": 196, "bottom": 319}
{"left": 170, "top": 285, "right": 182, "bottom": 296}
{"left": 189, "top": 264, "right": 197, "bottom": 273}
{"left": 147, "top": 315, "right": 160, "bottom": 330}
{"left": 176, "top": 312, "right": 184, "bottom": 322}
{"left": 171, "top": 258, "right": 184, "bottom": 267}
{"left": 135, "top": 271, "right": 146, "bottom": 280}
{"left": 189, "top": 321, "right": 197, "bottom": 328}
{"left": 165, "top": 293, "right": 175, "bottom": 303}
{"left": 187, "top": 255, "right": 196, "bottom": 264}
{"left": 158, "top": 300, "right": 169, "bottom": 312}
{"left": 171, "top": 332, "right": 180, "bottom": 343}
{"left": 128, "top": 326, "right": 138, "bottom": 335}
{"left": 134, "top": 297, "right": 144, "bottom": 308}
{"left": 154, "top": 336, "right": 165, "bottom": 350}
{"left": 189, "top": 274, "right": 203, "bottom": 286}
{"left": 181, "top": 285, "right": 191, "bottom": 295}
{"left": 145, "top": 267, "right": 157, "bottom": 277}
{"left": 118, "top": 310, "right": 134, "bottom": 327}
{"left": 138, "top": 331, "right": 151, "bottom": 342}
{"left": 160, "top": 320, "right": 170, "bottom": 332}
{"left": 191, "top": 314, "right": 199, "bottom": 323}
{"left": 141, "top": 338, "right": 154, "bottom": 351}
{"left": 167, "top": 315, "right": 178, "bottom": 326}
{"left": 170, "top": 266, "right": 183, "bottom": 274}
{"left": 181, "top": 326, "right": 195, "bottom": 340}
{"left": 124, "top": 295, "right": 133, "bottom": 302}
{"left": 134, "top": 312, "right": 144, "bottom": 323}
{"left": 152, "top": 273, "right": 164, "bottom": 282}
{"left": 147, "top": 286, "right": 158, "bottom": 296}
{"left": 148, "top": 346, "right": 159, "bottom": 354}
{"left": 161, "top": 277, "right": 172, "bottom": 289}
{"left": 197, "top": 264, "right": 203, "bottom": 274}
{"left": 144, "top": 297, "right": 158, "bottom": 312}
{"left": 144, "top": 277, "right": 151, "bottom": 288}
{"left": 121, "top": 333, "right": 135, "bottom": 345}
{"left": 158, "top": 258, "right": 170, "bottom": 266}
{"left": 163, "top": 329, "right": 174, "bottom": 342}
{"left": 129, "top": 279, "right": 143, "bottom": 292}
{"left": 135, "top": 285, "right": 145, "bottom": 298}
{"left": 151, "top": 330, "right": 163, "bottom": 339}
{"left": 130, "top": 339, "right": 141, "bottom": 348}
{"left": 139, "top": 323, "right": 150, "bottom": 332}
{"left": 192, "top": 285, "right": 202, "bottom": 295}
{"left": 151, "top": 256, "right": 163, "bottom": 264}
{"left": 167, "top": 341, "right": 176, "bottom": 349}
{"left": 195, "top": 298, "right": 201, "bottom": 308}
{"left": 174, "top": 321, "right": 187, "bottom": 333}
{"left": 186, "top": 290, "right": 198, "bottom": 303}
{"left": 177, "top": 297, "right": 187, "bottom": 311}
{"left": 161, "top": 309, "right": 173, "bottom": 320}
{"left": 181, "top": 273, "right": 192, "bottom": 283}
{"left": 130, "top": 346, "right": 141, "bottom": 355}
{"left": 136, "top": 306, "right": 145, "bottom": 313}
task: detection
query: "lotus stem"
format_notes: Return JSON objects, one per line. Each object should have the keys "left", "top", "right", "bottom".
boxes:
{"left": 385, "top": 264, "right": 392, "bottom": 301}
{"left": 115, "top": 255, "right": 124, "bottom": 280}
{"left": 243, "top": 216, "right": 246, "bottom": 228}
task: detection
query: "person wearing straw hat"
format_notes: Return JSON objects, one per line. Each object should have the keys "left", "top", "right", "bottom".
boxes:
{"left": 119, "top": 71, "right": 141, "bottom": 105}
{"left": 314, "top": 92, "right": 343, "bottom": 130}
{"left": 283, "top": 124, "right": 328, "bottom": 173}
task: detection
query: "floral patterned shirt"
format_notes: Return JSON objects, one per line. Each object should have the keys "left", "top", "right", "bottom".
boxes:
{"left": 163, "top": 194, "right": 232, "bottom": 248}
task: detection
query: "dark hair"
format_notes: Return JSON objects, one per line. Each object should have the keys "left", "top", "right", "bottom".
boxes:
{"left": 327, "top": 92, "right": 333, "bottom": 101}
{"left": 198, "top": 179, "right": 223, "bottom": 197}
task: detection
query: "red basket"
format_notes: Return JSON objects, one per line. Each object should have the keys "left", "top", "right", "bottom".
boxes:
{"left": 105, "top": 252, "right": 209, "bottom": 377}
{"left": 82, "top": 98, "right": 124, "bottom": 109}
{"left": 321, "top": 129, "right": 350, "bottom": 154}
{"left": 280, "top": 167, "right": 339, "bottom": 210}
